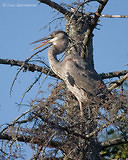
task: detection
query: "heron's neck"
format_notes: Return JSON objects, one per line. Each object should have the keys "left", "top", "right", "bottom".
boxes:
{"left": 48, "top": 45, "right": 61, "bottom": 76}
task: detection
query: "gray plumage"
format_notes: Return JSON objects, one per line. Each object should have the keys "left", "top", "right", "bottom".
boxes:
{"left": 32, "top": 30, "right": 107, "bottom": 116}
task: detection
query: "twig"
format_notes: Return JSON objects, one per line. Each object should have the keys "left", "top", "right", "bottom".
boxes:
{"left": 9, "top": 63, "right": 24, "bottom": 96}
{"left": 30, "top": 146, "right": 43, "bottom": 160}
{"left": 86, "top": 113, "right": 125, "bottom": 138}
{"left": 42, "top": 131, "right": 57, "bottom": 155}
{"left": 41, "top": 17, "right": 64, "bottom": 30}
{"left": 100, "top": 14, "right": 128, "bottom": 18}
{"left": 0, "top": 133, "right": 61, "bottom": 147}
{"left": 19, "top": 73, "right": 42, "bottom": 108}
{"left": 0, "top": 107, "right": 35, "bottom": 134}
{"left": 35, "top": 112, "right": 87, "bottom": 140}
{"left": 9, "top": 44, "right": 51, "bottom": 96}
{"left": 39, "top": 0, "right": 70, "bottom": 15}
{"left": 108, "top": 73, "right": 128, "bottom": 91}
{"left": 31, "top": 59, "right": 49, "bottom": 68}
{"left": 35, "top": 69, "right": 52, "bottom": 99}
{"left": 70, "top": 0, "right": 103, "bottom": 14}
{"left": 0, "top": 149, "right": 8, "bottom": 155}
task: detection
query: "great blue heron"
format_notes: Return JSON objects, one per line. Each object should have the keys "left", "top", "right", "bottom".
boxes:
{"left": 31, "top": 30, "right": 107, "bottom": 116}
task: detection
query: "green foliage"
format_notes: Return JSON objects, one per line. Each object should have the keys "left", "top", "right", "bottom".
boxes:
{"left": 101, "top": 144, "right": 128, "bottom": 159}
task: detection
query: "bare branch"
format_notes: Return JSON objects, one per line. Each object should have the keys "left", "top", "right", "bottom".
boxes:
{"left": 19, "top": 73, "right": 42, "bottom": 106}
{"left": 100, "top": 70, "right": 128, "bottom": 79}
{"left": 100, "top": 14, "right": 128, "bottom": 18}
{"left": 108, "top": 73, "right": 128, "bottom": 90}
{"left": 39, "top": 0, "right": 70, "bottom": 15}
{"left": 0, "top": 58, "right": 57, "bottom": 78}
{"left": 35, "top": 112, "right": 87, "bottom": 140}
{"left": 1, "top": 131, "right": 127, "bottom": 156}
{"left": 10, "top": 44, "right": 51, "bottom": 95}
{"left": 1, "top": 58, "right": 127, "bottom": 81}
{"left": 101, "top": 135, "right": 128, "bottom": 149}
{"left": 30, "top": 146, "right": 43, "bottom": 160}
{"left": 0, "top": 133, "right": 61, "bottom": 148}
{"left": 82, "top": 0, "right": 109, "bottom": 56}
{"left": 0, "top": 107, "right": 34, "bottom": 134}
{"left": 86, "top": 113, "right": 125, "bottom": 138}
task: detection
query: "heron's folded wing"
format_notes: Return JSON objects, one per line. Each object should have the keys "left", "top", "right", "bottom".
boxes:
{"left": 63, "top": 55, "right": 105, "bottom": 96}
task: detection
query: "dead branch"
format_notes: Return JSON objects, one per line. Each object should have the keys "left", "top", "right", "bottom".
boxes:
{"left": 91, "top": 0, "right": 109, "bottom": 29}
{"left": 1, "top": 58, "right": 128, "bottom": 81}
{"left": 82, "top": 0, "right": 109, "bottom": 56}
{"left": 0, "top": 133, "right": 61, "bottom": 148}
{"left": 1, "top": 123, "right": 127, "bottom": 157}
{"left": 108, "top": 73, "right": 128, "bottom": 90}
{"left": 35, "top": 112, "right": 86, "bottom": 140}
{"left": 0, "top": 58, "right": 56, "bottom": 78}
{"left": 86, "top": 113, "right": 125, "bottom": 138}
{"left": 100, "top": 70, "right": 128, "bottom": 79}
{"left": 39, "top": 0, "right": 70, "bottom": 15}
{"left": 100, "top": 14, "right": 128, "bottom": 18}
{"left": 0, "top": 107, "right": 35, "bottom": 134}
{"left": 10, "top": 44, "right": 51, "bottom": 95}
{"left": 19, "top": 73, "right": 42, "bottom": 106}
{"left": 101, "top": 135, "right": 128, "bottom": 149}
{"left": 30, "top": 146, "right": 43, "bottom": 160}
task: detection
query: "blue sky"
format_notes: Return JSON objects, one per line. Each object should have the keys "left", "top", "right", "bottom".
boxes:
{"left": 0, "top": 0, "right": 128, "bottom": 159}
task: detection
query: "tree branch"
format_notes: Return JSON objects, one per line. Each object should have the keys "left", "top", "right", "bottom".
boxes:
{"left": 0, "top": 58, "right": 57, "bottom": 78}
{"left": 82, "top": 0, "right": 109, "bottom": 53}
{"left": 100, "top": 14, "right": 128, "bottom": 18}
{"left": 100, "top": 70, "right": 128, "bottom": 79}
{"left": 108, "top": 73, "right": 128, "bottom": 90}
{"left": 39, "top": 0, "right": 70, "bottom": 15}
{"left": 101, "top": 135, "right": 128, "bottom": 149}
{"left": 86, "top": 113, "right": 125, "bottom": 138}
{"left": 35, "top": 112, "right": 87, "bottom": 140}
{"left": 0, "top": 133, "right": 61, "bottom": 148}
{"left": 1, "top": 58, "right": 127, "bottom": 81}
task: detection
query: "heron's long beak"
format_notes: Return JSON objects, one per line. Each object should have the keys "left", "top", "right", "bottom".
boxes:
{"left": 31, "top": 36, "right": 52, "bottom": 51}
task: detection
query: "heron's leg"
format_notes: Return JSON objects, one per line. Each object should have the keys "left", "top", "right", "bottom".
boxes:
{"left": 79, "top": 101, "right": 84, "bottom": 117}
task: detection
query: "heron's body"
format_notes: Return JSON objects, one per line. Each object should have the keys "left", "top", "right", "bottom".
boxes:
{"left": 32, "top": 30, "right": 107, "bottom": 116}
{"left": 48, "top": 46, "right": 103, "bottom": 103}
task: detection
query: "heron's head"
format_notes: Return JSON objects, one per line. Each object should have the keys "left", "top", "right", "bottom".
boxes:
{"left": 31, "top": 30, "right": 69, "bottom": 53}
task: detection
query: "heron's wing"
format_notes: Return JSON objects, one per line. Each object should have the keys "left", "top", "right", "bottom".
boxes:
{"left": 63, "top": 55, "right": 106, "bottom": 97}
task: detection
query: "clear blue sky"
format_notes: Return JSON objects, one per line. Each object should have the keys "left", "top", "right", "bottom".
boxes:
{"left": 0, "top": 0, "right": 128, "bottom": 159}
